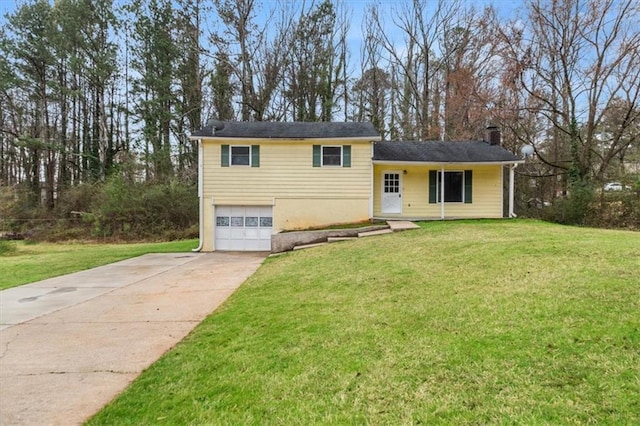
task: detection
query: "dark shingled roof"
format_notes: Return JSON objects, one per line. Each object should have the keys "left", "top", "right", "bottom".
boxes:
{"left": 191, "top": 121, "right": 380, "bottom": 139}
{"left": 373, "top": 141, "right": 522, "bottom": 163}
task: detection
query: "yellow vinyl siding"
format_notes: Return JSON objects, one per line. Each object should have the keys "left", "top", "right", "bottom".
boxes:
{"left": 373, "top": 164, "right": 504, "bottom": 218}
{"left": 203, "top": 140, "right": 371, "bottom": 200}
{"left": 201, "top": 138, "right": 373, "bottom": 248}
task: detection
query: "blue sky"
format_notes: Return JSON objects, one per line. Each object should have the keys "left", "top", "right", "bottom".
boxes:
{"left": 0, "top": 0, "right": 15, "bottom": 17}
{"left": 0, "top": 0, "right": 525, "bottom": 71}
{"left": 0, "top": 0, "right": 525, "bottom": 26}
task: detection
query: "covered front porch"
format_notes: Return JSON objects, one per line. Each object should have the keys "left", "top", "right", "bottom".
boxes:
{"left": 372, "top": 163, "right": 518, "bottom": 220}
{"left": 371, "top": 139, "right": 524, "bottom": 220}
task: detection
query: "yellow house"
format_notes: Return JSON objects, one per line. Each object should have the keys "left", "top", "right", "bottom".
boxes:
{"left": 190, "top": 122, "right": 523, "bottom": 251}
{"left": 190, "top": 121, "right": 381, "bottom": 251}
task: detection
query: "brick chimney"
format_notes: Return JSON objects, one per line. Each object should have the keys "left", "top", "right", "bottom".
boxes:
{"left": 485, "top": 126, "right": 501, "bottom": 146}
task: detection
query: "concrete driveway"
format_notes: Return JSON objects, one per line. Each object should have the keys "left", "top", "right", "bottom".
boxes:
{"left": 0, "top": 251, "right": 266, "bottom": 426}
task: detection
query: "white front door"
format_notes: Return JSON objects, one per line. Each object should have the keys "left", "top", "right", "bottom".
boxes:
{"left": 381, "top": 172, "right": 402, "bottom": 214}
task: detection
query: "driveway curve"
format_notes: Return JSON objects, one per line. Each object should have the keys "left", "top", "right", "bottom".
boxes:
{"left": 0, "top": 252, "right": 266, "bottom": 426}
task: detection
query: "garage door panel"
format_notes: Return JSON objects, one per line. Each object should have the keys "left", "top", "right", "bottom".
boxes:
{"left": 217, "top": 228, "right": 231, "bottom": 239}
{"left": 229, "top": 239, "right": 244, "bottom": 251}
{"left": 230, "top": 228, "right": 246, "bottom": 239}
{"left": 230, "top": 206, "right": 246, "bottom": 216}
{"left": 259, "top": 229, "right": 271, "bottom": 239}
{"left": 215, "top": 205, "right": 272, "bottom": 251}
{"left": 216, "top": 206, "right": 231, "bottom": 216}
{"left": 245, "top": 228, "right": 259, "bottom": 239}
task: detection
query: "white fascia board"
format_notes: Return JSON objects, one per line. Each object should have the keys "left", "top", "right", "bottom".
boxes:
{"left": 372, "top": 160, "right": 525, "bottom": 166}
{"left": 189, "top": 136, "right": 381, "bottom": 143}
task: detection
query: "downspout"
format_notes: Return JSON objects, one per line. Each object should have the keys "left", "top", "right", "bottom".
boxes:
{"left": 192, "top": 138, "right": 204, "bottom": 252}
{"left": 440, "top": 165, "right": 445, "bottom": 220}
{"left": 509, "top": 163, "right": 518, "bottom": 218}
{"left": 369, "top": 142, "right": 374, "bottom": 220}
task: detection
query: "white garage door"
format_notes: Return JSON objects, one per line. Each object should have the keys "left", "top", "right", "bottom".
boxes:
{"left": 215, "top": 206, "right": 273, "bottom": 251}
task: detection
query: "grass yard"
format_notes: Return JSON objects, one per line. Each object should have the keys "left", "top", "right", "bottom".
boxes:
{"left": 0, "top": 239, "right": 198, "bottom": 290}
{"left": 85, "top": 220, "right": 639, "bottom": 424}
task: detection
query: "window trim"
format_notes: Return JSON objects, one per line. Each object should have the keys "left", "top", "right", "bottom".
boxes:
{"left": 429, "top": 169, "right": 473, "bottom": 204}
{"left": 312, "top": 145, "right": 351, "bottom": 168}
{"left": 230, "top": 145, "right": 252, "bottom": 167}
{"left": 222, "top": 144, "right": 260, "bottom": 167}
{"left": 437, "top": 170, "right": 464, "bottom": 203}
{"left": 321, "top": 145, "right": 343, "bottom": 167}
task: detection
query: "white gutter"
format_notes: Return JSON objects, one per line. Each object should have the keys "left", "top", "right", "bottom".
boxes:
{"left": 192, "top": 138, "right": 204, "bottom": 252}
{"left": 373, "top": 160, "right": 525, "bottom": 166}
{"left": 509, "top": 163, "right": 518, "bottom": 218}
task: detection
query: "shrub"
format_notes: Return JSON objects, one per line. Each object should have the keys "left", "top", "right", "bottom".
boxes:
{"left": 55, "top": 183, "right": 101, "bottom": 217}
{"left": 1, "top": 178, "right": 198, "bottom": 242}
{"left": 545, "top": 181, "right": 595, "bottom": 225}
{"left": 587, "top": 191, "right": 640, "bottom": 230}
{"left": 89, "top": 177, "right": 198, "bottom": 239}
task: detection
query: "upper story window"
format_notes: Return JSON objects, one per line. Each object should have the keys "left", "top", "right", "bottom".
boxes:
{"left": 322, "top": 146, "right": 342, "bottom": 166}
{"left": 312, "top": 145, "right": 351, "bottom": 168}
{"left": 231, "top": 146, "right": 251, "bottom": 166}
{"left": 221, "top": 145, "right": 260, "bottom": 167}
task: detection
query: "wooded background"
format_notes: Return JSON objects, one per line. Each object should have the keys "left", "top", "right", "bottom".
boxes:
{"left": 1, "top": 0, "right": 639, "bottom": 239}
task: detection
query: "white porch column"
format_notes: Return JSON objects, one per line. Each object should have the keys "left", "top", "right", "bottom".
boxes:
{"left": 509, "top": 164, "right": 517, "bottom": 218}
{"left": 440, "top": 166, "right": 445, "bottom": 220}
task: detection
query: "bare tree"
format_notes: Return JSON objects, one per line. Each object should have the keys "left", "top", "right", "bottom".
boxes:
{"left": 351, "top": 4, "right": 392, "bottom": 137}
{"left": 440, "top": 7, "right": 502, "bottom": 140}
{"left": 367, "top": 0, "right": 465, "bottom": 140}
{"left": 498, "top": 0, "right": 640, "bottom": 188}
{"left": 211, "top": 0, "right": 295, "bottom": 121}
{"left": 281, "top": 0, "right": 349, "bottom": 122}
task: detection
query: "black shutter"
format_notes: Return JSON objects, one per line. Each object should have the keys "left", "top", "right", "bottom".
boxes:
{"left": 251, "top": 145, "right": 260, "bottom": 167}
{"left": 221, "top": 145, "right": 229, "bottom": 167}
{"left": 429, "top": 170, "right": 437, "bottom": 203}
{"left": 313, "top": 145, "right": 321, "bottom": 167}
{"left": 464, "top": 170, "right": 473, "bottom": 203}
{"left": 342, "top": 145, "right": 351, "bottom": 167}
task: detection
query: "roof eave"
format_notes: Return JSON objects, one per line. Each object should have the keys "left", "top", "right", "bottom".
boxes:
{"left": 372, "top": 159, "right": 525, "bottom": 166}
{"left": 189, "top": 135, "right": 382, "bottom": 142}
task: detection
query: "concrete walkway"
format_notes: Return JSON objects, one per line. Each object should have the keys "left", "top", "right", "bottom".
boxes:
{"left": 0, "top": 252, "right": 266, "bottom": 426}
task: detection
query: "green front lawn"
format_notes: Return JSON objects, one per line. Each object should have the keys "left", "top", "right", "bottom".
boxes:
{"left": 82, "top": 220, "right": 637, "bottom": 423}
{"left": 0, "top": 239, "right": 199, "bottom": 290}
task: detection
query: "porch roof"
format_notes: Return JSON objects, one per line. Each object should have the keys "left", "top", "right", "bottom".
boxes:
{"left": 373, "top": 141, "right": 522, "bottom": 164}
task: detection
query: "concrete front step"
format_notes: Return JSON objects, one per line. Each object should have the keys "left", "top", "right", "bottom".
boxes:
{"left": 293, "top": 242, "right": 329, "bottom": 250}
{"left": 386, "top": 220, "right": 421, "bottom": 231}
{"left": 327, "top": 237, "right": 357, "bottom": 243}
{"left": 358, "top": 229, "right": 394, "bottom": 238}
